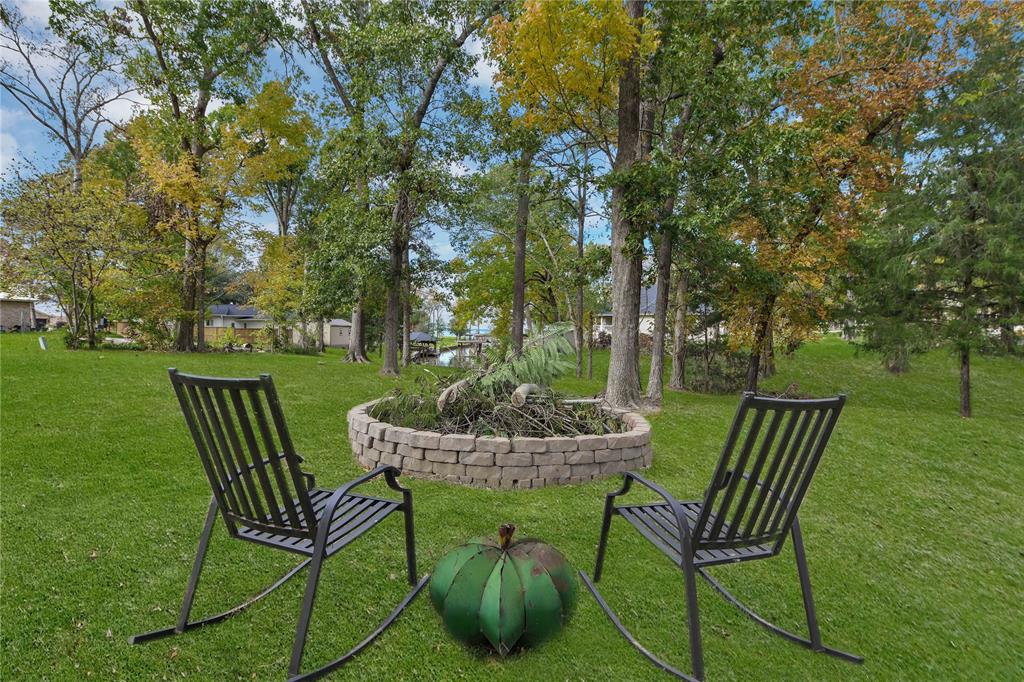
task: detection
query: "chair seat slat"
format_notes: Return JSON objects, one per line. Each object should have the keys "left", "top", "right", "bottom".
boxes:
{"left": 234, "top": 492, "right": 401, "bottom": 557}
{"left": 325, "top": 503, "right": 401, "bottom": 555}
{"left": 618, "top": 503, "right": 776, "bottom": 568}
{"left": 618, "top": 507, "right": 683, "bottom": 564}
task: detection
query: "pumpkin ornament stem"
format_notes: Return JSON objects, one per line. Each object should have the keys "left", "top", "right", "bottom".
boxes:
{"left": 498, "top": 524, "right": 516, "bottom": 550}
{"left": 429, "top": 524, "right": 578, "bottom": 656}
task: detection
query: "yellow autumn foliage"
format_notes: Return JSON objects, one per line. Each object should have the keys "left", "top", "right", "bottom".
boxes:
{"left": 488, "top": 0, "right": 657, "bottom": 138}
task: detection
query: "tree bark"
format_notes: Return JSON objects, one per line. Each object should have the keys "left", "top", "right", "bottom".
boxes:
{"left": 574, "top": 175, "right": 586, "bottom": 378}
{"left": 382, "top": 193, "right": 407, "bottom": 375}
{"left": 86, "top": 287, "right": 97, "bottom": 350}
{"left": 886, "top": 344, "right": 910, "bottom": 374}
{"left": 402, "top": 240, "right": 412, "bottom": 366}
{"left": 195, "top": 242, "right": 207, "bottom": 351}
{"left": 669, "top": 269, "right": 688, "bottom": 390}
{"left": 346, "top": 295, "right": 369, "bottom": 362}
{"left": 376, "top": 11, "right": 491, "bottom": 376}
{"left": 511, "top": 146, "right": 534, "bottom": 352}
{"left": 761, "top": 325, "right": 775, "bottom": 378}
{"left": 174, "top": 237, "right": 198, "bottom": 351}
{"left": 646, "top": 230, "right": 673, "bottom": 401}
{"left": 744, "top": 295, "right": 776, "bottom": 393}
{"left": 605, "top": 0, "right": 645, "bottom": 408}
{"left": 959, "top": 346, "right": 971, "bottom": 418}
{"left": 587, "top": 310, "right": 594, "bottom": 380}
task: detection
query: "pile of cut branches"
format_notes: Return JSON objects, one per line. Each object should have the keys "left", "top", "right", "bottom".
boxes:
{"left": 368, "top": 326, "right": 624, "bottom": 438}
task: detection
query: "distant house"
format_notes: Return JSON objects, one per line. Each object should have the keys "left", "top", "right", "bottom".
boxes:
{"left": 0, "top": 293, "right": 40, "bottom": 332}
{"left": 291, "top": 318, "right": 352, "bottom": 348}
{"left": 324, "top": 319, "right": 352, "bottom": 347}
{"left": 596, "top": 284, "right": 659, "bottom": 336}
{"left": 206, "top": 304, "right": 271, "bottom": 330}
{"left": 206, "top": 304, "right": 355, "bottom": 348}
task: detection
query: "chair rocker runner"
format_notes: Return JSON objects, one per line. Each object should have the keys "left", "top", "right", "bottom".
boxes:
{"left": 130, "top": 369, "right": 428, "bottom": 681}
{"left": 584, "top": 392, "right": 863, "bottom": 681}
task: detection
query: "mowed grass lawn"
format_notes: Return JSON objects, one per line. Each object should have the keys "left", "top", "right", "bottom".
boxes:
{"left": 1, "top": 333, "right": 1021, "bottom": 681}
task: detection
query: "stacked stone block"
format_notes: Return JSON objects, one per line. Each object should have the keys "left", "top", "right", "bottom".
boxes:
{"left": 346, "top": 400, "right": 652, "bottom": 489}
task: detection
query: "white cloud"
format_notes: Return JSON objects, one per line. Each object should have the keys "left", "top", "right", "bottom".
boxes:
{"left": 103, "top": 94, "right": 152, "bottom": 125}
{"left": 465, "top": 36, "right": 497, "bottom": 91}
{"left": 207, "top": 97, "right": 229, "bottom": 113}
{"left": 428, "top": 230, "right": 457, "bottom": 262}
{"left": 13, "top": 0, "right": 50, "bottom": 26}
{"left": 448, "top": 160, "right": 470, "bottom": 177}
{"left": 0, "top": 130, "right": 20, "bottom": 175}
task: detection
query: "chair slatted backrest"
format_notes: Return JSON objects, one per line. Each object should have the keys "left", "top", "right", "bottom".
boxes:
{"left": 692, "top": 392, "right": 846, "bottom": 555}
{"left": 168, "top": 368, "right": 317, "bottom": 540}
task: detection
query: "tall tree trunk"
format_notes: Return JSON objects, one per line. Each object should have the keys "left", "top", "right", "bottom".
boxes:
{"left": 646, "top": 231, "right": 673, "bottom": 401}
{"left": 745, "top": 295, "right": 776, "bottom": 393}
{"left": 761, "top": 325, "right": 775, "bottom": 378}
{"left": 605, "top": 0, "right": 645, "bottom": 408}
{"left": 999, "top": 317, "right": 1015, "bottom": 354}
{"left": 174, "top": 237, "right": 198, "bottom": 352}
{"left": 86, "top": 289, "right": 97, "bottom": 350}
{"left": 587, "top": 310, "right": 594, "bottom": 380}
{"left": 959, "top": 346, "right": 971, "bottom": 418}
{"left": 511, "top": 146, "right": 533, "bottom": 352}
{"left": 702, "top": 306, "right": 711, "bottom": 386}
{"left": 574, "top": 177, "right": 586, "bottom": 378}
{"left": 887, "top": 344, "right": 910, "bottom": 374}
{"left": 382, "top": 194, "right": 407, "bottom": 375}
{"left": 669, "top": 269, "right": 689, "bottom": 390}
{"left": 346, "top": 295, "right": 369, "bottom": 362}
{"left": 195, "top": 242, "right": 207, "bottom": 351}
{"left": 402, "top": 241, "right": 412, "bottom": 366}
{"left": 66, "top": 265, "right": 81, "bottom": 349}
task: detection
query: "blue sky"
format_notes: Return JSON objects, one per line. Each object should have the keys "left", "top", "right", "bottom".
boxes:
{"left": 2, "top": 0, "right": 612, "bottom": 325}
{"left": 0, "top": 0, "right": 508, "bottom": 265}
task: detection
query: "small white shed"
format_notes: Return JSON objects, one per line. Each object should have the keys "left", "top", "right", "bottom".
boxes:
{"left": 324, "top": 318, "right": 352, "bottom": 348}
{"left": 290, "top": 318, "right": 352, "bottom": 348}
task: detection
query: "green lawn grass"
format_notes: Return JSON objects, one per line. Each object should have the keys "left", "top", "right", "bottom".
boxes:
{"left": 1, "top": 333, "right": 1021, "bottom": 680}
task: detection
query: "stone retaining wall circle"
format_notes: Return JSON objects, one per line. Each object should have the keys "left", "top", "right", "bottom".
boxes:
{"left": 346, "top": 400, "right": 652, "bottom": 489}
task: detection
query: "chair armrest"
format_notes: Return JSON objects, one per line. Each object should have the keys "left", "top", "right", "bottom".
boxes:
{"left": 607, "top": 471, "right": 695, "bottom": 560}
{"left": 333, "top": 465, "right": 404, "bottom": 500}
{"left": 311, "top": 466, "right": 406, "bottom": 549}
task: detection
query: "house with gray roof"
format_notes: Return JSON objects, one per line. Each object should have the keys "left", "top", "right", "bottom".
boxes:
{"left": 596, "top": 284, "right": 659, "bottom": 336}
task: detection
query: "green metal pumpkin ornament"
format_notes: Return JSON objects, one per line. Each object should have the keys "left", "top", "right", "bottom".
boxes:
{"left": 429, "top": 524, "right": 578, "bottom": 655}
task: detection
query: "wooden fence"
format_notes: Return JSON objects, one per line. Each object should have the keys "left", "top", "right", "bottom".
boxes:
{"left": 202, "top": 327, "right": 264, "bottom": 344}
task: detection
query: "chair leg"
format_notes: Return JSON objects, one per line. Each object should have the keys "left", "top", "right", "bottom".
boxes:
{"left": 176, "top": 497, "right": 219, "bottom": 633}
{"left": 402, "top": 496, "right": 417, "bottom": 586}
{"left": 289, "top": 545, "right": 327, "bottom": 677}
{"left": 580, "top": 571, "right": 698, "bottom": 682}
{"left": 791, "top": 518, "right": 823, "bottom": 651}
{"left": 696, "top": 522, "right": 863, "bottom": 665}
{"left": 681, "top": 555, "right": 705, "bottom": 681}
{"left": 593, "top": 495, "right": 615, "bottom": 582}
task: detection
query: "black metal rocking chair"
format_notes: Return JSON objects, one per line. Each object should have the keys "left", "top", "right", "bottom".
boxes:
{"left": 130, "top": 369, "right": 428, "bottom": 681}
{"left": 583, "top": 392, "right": 862, "bottom": 681}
